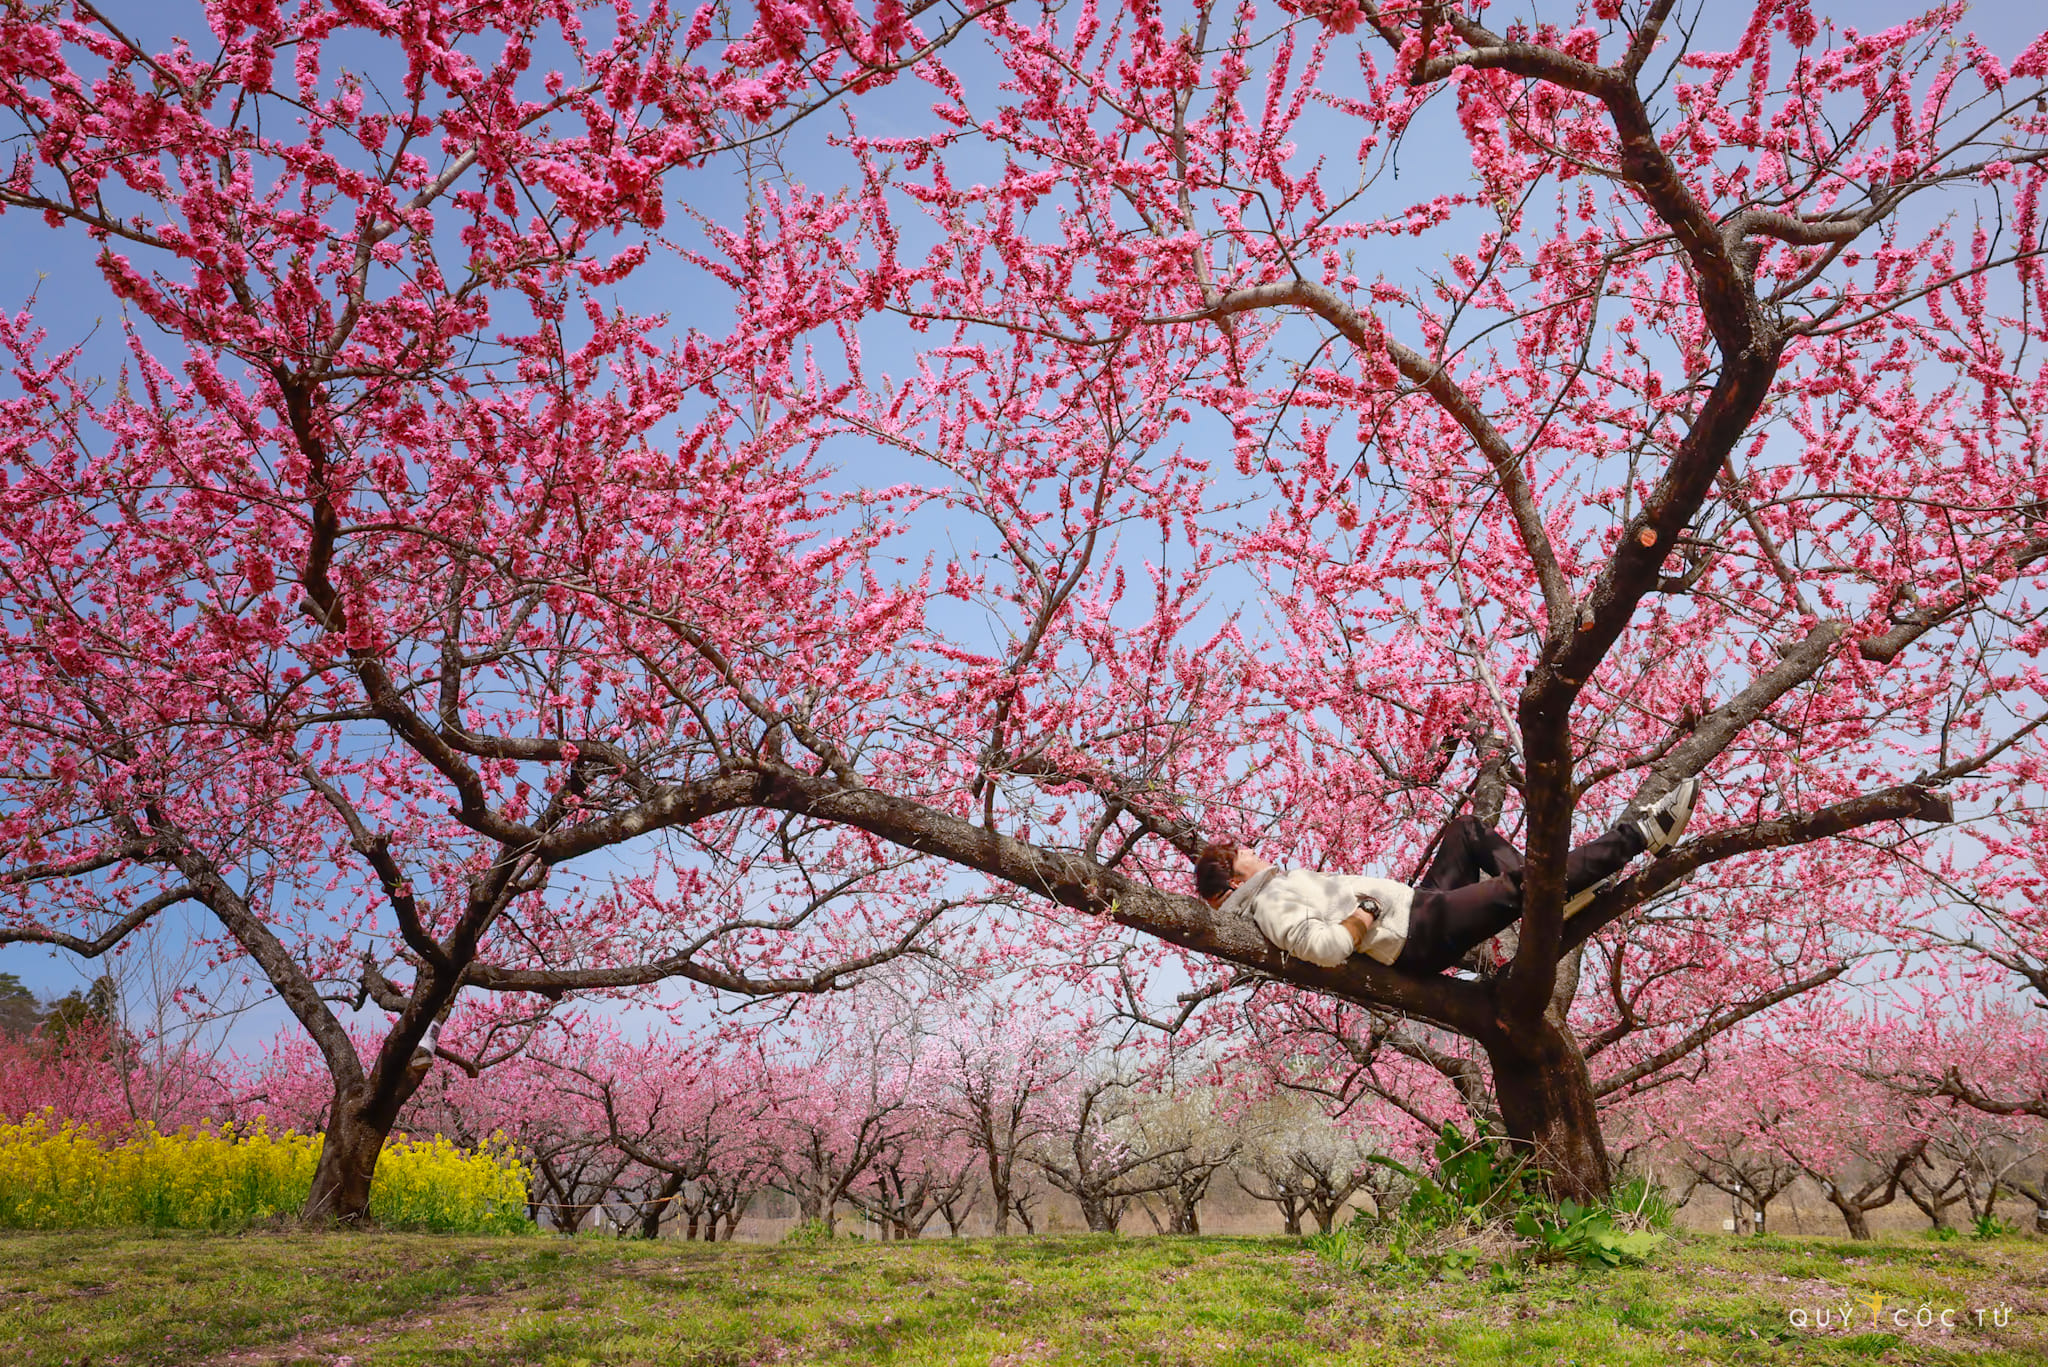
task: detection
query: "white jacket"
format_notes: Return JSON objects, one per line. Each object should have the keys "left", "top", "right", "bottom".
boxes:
{"left": 1221, "top": 867, "right": 1413, "bottom": 968}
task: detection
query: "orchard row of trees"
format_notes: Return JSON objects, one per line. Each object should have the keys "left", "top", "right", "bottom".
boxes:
{"left": 3, "top": 0, "right": 2048, "bottom": 1218}
{"left": 6, "top": 971, "right": 2045, "bottom": 1241}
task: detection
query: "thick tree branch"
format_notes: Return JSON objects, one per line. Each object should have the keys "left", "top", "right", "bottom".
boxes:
{"left": 752, "top": 763, "right": 1495, "bottom": 1036}
{"left": 154, "top": 824, "right": 365, "bottom": 1094}
{"left": 1559, "top": 782, "right": 1952, "bottom": 954}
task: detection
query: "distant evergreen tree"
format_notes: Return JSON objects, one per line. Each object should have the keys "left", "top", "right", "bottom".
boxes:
{"left": 37, "top": 976, "right": 122, "bottom": 1055}
{"left": 0, "top": 972, "right": 41, "bottom": 1038}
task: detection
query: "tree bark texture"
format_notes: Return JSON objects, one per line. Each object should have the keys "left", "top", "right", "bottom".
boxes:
{"left": 1481, "top": 1015, "right": 1613, "bottom": 1203}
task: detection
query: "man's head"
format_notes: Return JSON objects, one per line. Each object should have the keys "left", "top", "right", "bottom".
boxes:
{"left": 1194, "top": 842, "right": 1240, "bottom": 908}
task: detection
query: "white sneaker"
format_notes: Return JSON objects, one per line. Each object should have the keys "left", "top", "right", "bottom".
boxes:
{"left": 1631, "top": 776, "right": 1700, "bottom": 855}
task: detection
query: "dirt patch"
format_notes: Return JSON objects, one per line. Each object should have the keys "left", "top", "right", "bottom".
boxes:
{"left": 199, "top": 1291, "right": 519, "bottom": 1367}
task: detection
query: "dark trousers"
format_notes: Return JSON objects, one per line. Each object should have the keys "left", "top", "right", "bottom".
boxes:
{"left": 1394, "top": 816, "right": 1645, "bottom": 973}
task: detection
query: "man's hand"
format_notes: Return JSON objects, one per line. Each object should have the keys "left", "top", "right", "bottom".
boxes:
{"left": 1341, "top": 908, "right": 1375, "bottom": 952}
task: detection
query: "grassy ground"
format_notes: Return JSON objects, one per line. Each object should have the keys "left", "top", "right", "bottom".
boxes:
{"left": 2, "top": 1228, "right": 2043, "bottom": 1367}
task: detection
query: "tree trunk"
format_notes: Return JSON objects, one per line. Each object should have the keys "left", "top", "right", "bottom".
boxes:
{"left": 639, "top": 1173, "right": 686, "bottom": 1239}
{"left": 1079, "top": 1195, "right": 1119, "bottom": 1232}
{"left": 985, "top": 1146, "right": 1012, "bottom": 1236}
{"left": 1828, "top": 1194, "right": 1872, "bottom": 1241}
{"left": 1482, "top": 1015, "right": 1611, "bottom": 1203}
{"left": 791, "top": 1183, "right": 826, "bottom": 1225}
{"left": 303, "top": 1094, "right": 384, "bottom": 1225}
{"left": 2014, "top": 1182, "right": 2048, "bottom": 1236}
{"left": 300, "top": 1040, "right": 434, "bottom": 1224}
{"left": 1904, "top": 1176, "right": 1961, "bottom": 1230}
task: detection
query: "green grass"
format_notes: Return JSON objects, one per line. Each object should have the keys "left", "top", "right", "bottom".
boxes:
{"left": 0, "top": 1229, "right": 2042, "bottom": 1365}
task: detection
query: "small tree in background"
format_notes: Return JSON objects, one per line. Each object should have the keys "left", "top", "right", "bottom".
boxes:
{"left": 1232, "top": 1093, "right": 1380, "bottom": 1236}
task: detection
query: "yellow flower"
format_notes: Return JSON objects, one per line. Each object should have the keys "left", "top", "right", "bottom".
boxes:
{"left": 0, "top": 1112, "right": 530, "bottom": 1232}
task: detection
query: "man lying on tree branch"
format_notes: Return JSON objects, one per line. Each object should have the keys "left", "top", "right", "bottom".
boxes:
{"left": 1195, "top": 780, "right": 1700, "bottom": 975}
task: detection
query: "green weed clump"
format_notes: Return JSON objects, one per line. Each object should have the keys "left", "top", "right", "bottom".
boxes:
{"left": 782, "top": 1217, "right": 862, "bottom": 1246}
{"left": 0, "top": 1112, "right": 532, "bottom": 1233}
{"left": 1971, "top": 1214, "right": 2016, "bottom": 1240}
{"left": 1308, "top": 1124, "right": 1670, "bottom": 1278}
{"left": 1925, "top": 1215, "right": 2019, "bottom": 1242}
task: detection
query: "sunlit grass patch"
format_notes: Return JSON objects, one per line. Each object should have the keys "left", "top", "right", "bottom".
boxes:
{"left": 0, "top": 1230, "right": 2042, "bottom": 1366}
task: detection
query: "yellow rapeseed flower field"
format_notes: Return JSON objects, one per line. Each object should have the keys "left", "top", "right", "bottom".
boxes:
{"left": 0, "top": 1113, "right": 532, "bottom": 1232}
